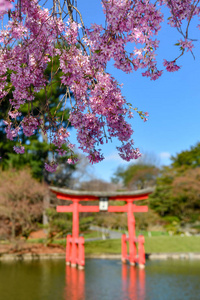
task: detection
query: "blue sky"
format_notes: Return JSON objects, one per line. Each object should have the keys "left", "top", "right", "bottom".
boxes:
{"left": 69, "top": 1, "right": 200, "bottom": 181}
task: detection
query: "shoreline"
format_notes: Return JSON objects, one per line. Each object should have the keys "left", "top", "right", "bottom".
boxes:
{"left": 1, "top": 252, "right": 200, "bottom": 261}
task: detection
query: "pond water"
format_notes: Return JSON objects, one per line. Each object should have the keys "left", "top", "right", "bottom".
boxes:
{"left": 0, "top": 259, "right": 200, "bottom": 300}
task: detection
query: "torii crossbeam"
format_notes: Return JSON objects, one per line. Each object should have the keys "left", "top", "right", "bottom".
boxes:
{"left": 51, "top": 187, "right": 154, "bottom": 269}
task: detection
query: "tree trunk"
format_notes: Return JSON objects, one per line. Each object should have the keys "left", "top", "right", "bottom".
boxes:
{"left": 43, "top": 187, "right": 50, "bottom": 231}
{"left": 11, "top": 216, "right": 15, "bottom": 241}
{"left": 41, "top": 115, "right": 50, "bottom": 229}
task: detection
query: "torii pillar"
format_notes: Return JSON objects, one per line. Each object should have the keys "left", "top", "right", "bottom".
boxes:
{"left": 50, "top": 187, "right": 153, "bottom": 268}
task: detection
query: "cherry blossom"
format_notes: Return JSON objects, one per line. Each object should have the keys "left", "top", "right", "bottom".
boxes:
{"left": 67, "top": 157, "right": 78, "bottom": 165}
{"left": 3, "top": 120, "right": 19, "bottom": 140}
{"left": 163, "top": 60, "right": 181, "bottom": 72}
{"left": 1, "top": 0, "right": 200, "bottom": 172}
{"left": 8, "top": 111, "right": 22, "bottom": 119}
{"left": 44, "top": 162, "right": 58, "bottom": 173}
{"left": 0, "top": 0, "right": 12, "bottom": 12}
{"left": 179, "top": 39, "right": 194, "bottom": 52}
{"left": 22, "top": 116, "right": 39, "bottom": 137}
{"left": 13, "top": 146, "right": 25, "bottom": 154}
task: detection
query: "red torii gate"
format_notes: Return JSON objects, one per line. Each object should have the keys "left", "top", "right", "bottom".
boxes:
{"left": 51, "top": 187, "right": 153, "bottom": 269}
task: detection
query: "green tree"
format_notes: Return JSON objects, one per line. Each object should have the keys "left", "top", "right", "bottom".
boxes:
{"left": 149, "top": 143, "right": 200, "bottom": 224}
{"left": 149, "top": 166, "right": 177, "bottom": 217}
{"left": 0, "top": 56, "right": 75, "bottom": 185}
{"left": 150, "top": 160, "right": 200, "bottom": 225}
{"left": 171, "top": 142, "right": 200, "bottom": 169}
{"left": 113, "top": 163, "right": 159, "bottom": 190}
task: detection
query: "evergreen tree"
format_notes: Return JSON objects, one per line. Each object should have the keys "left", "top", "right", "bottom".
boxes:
{"left": 150, "top": 144, "right": 200, "bottom": 224}
{"left": 0, "top": 57, "right": 75, "bottom": 185}
{"left": 171, "top": 142, "right": 200, "bottom": 169}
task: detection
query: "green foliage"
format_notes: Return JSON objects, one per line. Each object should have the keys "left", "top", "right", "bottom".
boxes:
{"left": 135, "top": 208, "right": 162, "bottom": 231}
{"left": 171, "top": 142, "right": 200, "bottom": 169}
{"left": 163, "top": 216, "right": 180, "bottom": 223}
{"left": 113, "top": 163, "right": 159, "bottom": 190}
{"left": 79, "top": 216, "right": 94, "bottom": 232}
{"left": 46, "top": 208, "right": 72, "bottom": 236}
{"left": 5, "top": 141, "right": 50, "bottom": 180}
{"left": 0, "top": 56, "right": 75, "bottom": 183}
{"left": 46, "top": 209, "right": 94, "bottom": 242}
{"left": 149, "top": 169, "right": 175, "bottom": 217}
{"left": 150, "top": 164, "right": 200, "bottom": 224}
{"left": 191, "top": 225, "right": 200, "bottom": 233}
{"left": 110, "top": 143, "right": 200, "bottom": 231}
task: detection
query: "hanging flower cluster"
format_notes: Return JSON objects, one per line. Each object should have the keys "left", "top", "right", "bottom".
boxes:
{"left": 0, "top": 0, "right": 12, "bottom": 12}
{"left": 0, "top": 0, "right": 199, "bottom": 171}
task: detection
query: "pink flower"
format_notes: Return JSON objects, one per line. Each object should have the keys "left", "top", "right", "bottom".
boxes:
{"left": 1, "top": 0, "right": 194, "bottom": 173}
{"left": 88, "top": 150, "right": 104, "bottom": 164}
{"left": 117, "top": 142, "right": 141, "bottom": 161}
{"left": 8, "top": 110, "right": 22, "bottom": 119}
{"left": 52, "top": 127, "right": 70, "bottom": 148}
{"left": 44, "top": 162, "right": 58, "bottom": 173}
{"left": 179, "top": 39, "right": 194, "bottom": 52}
{"left": 67, "top": 157, "right": 78, "bottom": 164}
{"left": 0, "top": 0, "right": 12, "bottom": 12}
{"left": 4, "top": 121, "right": 19, "bottom": 140}
{"left": 13, "top": 146, "right": 25, "bottom": 154}
{"left": 163, "top": 60, "right": 181, "bottom": 72}
{"left": 22, "top": 116, "right": 39, "bottom": 137}
{"left": 55, "top": 149, "right": 67, "bottom": 156}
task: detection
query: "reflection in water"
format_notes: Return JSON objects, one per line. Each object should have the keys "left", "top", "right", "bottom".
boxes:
{"left": 122, "top": 264, "right": 145, "bottom": 300}
{"left": 65, "top": 266, "right": 85, "bottom": 300}
{"left": 1, "top": 259, "right": 200, "bottom": 300}
{"left": 64, "top": 263, "right": 145, "bottom": 300}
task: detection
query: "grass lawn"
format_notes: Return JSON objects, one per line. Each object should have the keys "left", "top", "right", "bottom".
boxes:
{"left": 145, "top": 236, "right": 200, "bottom": 253}
{"left": 85, "top": 236, "right": 200, "bottom": 254}
{"left": 85, "top": 239, "right": 121, "bottom": 254}
{"left": 135, "top": 231, "right": 169, "bottom": 237}
{"left": 12, "top": 234, "right": 200, "bottom": 254}
{"left": 82, "top": 231, "right": 101, "bottom": 239}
